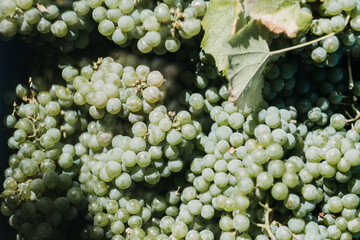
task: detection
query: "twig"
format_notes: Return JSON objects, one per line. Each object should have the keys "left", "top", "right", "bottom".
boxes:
{"left": 250, "top": 197, "right": 276, "bottom": 240}
{"left": 347, "top": 50, "right": 354, "bottom": 90}
{"left": 271, "top": 15, "right": 351, "bottom": 56}
{"left": 346, "top": 105, "right": 360, "bottom": 123}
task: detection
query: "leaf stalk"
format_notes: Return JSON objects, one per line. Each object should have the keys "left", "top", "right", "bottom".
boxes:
{"left": 270, "top": 15, "right": 350, "bottom": 56}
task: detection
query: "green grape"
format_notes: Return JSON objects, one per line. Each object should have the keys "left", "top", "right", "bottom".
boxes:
{"left": 312, "top": 47, "right": 327, "bottom": 62}
{"left": 275, "top": 226, "right": 292, "bottom": 240}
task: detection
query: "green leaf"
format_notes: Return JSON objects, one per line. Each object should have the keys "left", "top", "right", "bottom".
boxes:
{"left": 227, "top": 21, "right": 275, "bottom": 109}
{"left": 201, "top": 0, "right": 245, "bottom": 75}
{"left": 244, "top": 0, "right": 312, "bottom": 38}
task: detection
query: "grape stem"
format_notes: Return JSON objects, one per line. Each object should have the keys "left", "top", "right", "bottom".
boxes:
{"left": 270, "top": 15, "right": 350, "bottom": 56}
{"left": 346, "top": 105, "right": 360, "bottom": 123}
{"left": 92, "top": 58, "right": 103, "bottom": 70}
{"left": 347, "top": 50, "right": 354, "bottom": 90}
{"left": 17, "top": 232, "right": 25, "bottom": 240}
{"left": 251, "top": 196, "right": 276, "bottom": 240}
{"left": 0, "top": 190, "right": 20, "bottom": 199}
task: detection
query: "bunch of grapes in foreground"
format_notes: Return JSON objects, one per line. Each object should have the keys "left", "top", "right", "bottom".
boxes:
{"left": 187, "top": 102, "right": 360, "bottom": 239}
{"left": 2, "top": 31, "right": 360, "bottom": 240}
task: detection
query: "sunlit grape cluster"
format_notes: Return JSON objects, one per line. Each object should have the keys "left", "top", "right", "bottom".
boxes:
{"left": 293, "top": 0, "right": 360, "bottom": 64}
{"left": 89, "top": 0, "right": 207, "bottom": 54}
{"left": 0, "top": 0, "right": 94, "bottom": 52}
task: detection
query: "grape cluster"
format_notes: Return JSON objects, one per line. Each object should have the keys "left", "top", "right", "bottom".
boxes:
{"left": 284, "top": 0, "right": 360, "bottom": 64}
{"left": 0, "top": 0, "right": 208, "bottom": 54}
{"left": 40, "top": 58, "right": 206, "bottom": 239}
{"left": 0, "top": 0, "right": 93, "bottom": 52}
{"left": 2, "top": 81, "right": 89, "bottom": 239}
{"left": 3, "top": 15, "right": 360, "bottom": 239}
{"left": 163, "top": 49, "right": 229, "bottom": 126}
{"left": 89, "top": 0, "right": 207, "bottom": 54}
{"left": 184, "top": 103, "right": 360, "bottom": 239}
{"left": 74, "top": 107, "right": 201, "bottom": 188}
{"left": 261, "top": 52, "right": 360, "bottom": 131}
{"left": 62, "top": 57, "right": 169, "bottom": 123}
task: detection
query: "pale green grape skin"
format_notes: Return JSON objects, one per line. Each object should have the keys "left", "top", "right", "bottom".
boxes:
{"left": 61, "top": 11, "right": 78, "bottom": 26}
{"left": 171, "top": 221, "right": 188, "bottom": 239}
{"left": 51, "top": 20, "right": 68, "bottom": 38}
{"left": 288, "top": 217, "right": 305, "bottom": 234}
{"left": 233, "top": 214, "right": 250, "bottom": 232}
{"left": 256, "top": 172, "right": 273, "bottom": 190}
{"left": 348, "top": 218, "right": 360, "bottom": 233}
{"left": 271, "top": 182, "right": 288, "bottom": 200}
{"left": 275, "top": 226, "right": 292, "bottom": 240}
{"left": 165, "top": 37, "right": 181, "bottom": 52}
{"left": 98, "top": 19, "right": 115, "bottom": 37}
{"left": 181, "top": 18, "right": 201, "bottom": 36}
{"left": 330, "top": 114, "right": 346, "bottom": 129}
{"left": 350, "top": 16, "right": 360, "bottom": 31}
{"left": 16, "top": 0, "right": 33, "bottom": 10}
{"left": 92, "top": 6, "right": 107, "bottom": 22}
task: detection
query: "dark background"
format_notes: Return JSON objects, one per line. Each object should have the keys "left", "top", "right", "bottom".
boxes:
{"left": 0, "top": 39, "right": 34, "bottom": 239}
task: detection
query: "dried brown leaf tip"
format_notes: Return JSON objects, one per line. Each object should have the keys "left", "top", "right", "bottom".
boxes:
{"left": 250, "top": 13, "right": 298, "bottom": 37}
{"left": 244, "top": 0, "right": 312, "bottom": 38}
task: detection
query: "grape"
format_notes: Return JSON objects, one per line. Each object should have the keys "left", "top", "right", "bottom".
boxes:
{"left": 165, "top": 37, "right": 181, "bottom": 52}
{"left": 331, "top": 15, "right": 346, "bottom": 32}
{"left": 325, "top": 0, "right": 342, "bottom": 15}
{"left": 181, "top": 18, "right": 201, "bottom": 36}
{"left": 322, "top": 36, "right": 339, "bottom": 53}
{"left": 143, "top": 86, "right": 160, "bottom": 103}
{"left": 311, "top": 47, "right": 327, "bottom": 62}
{"left": 256, "top": 172, "right": 274, "bottom": 189}
{"left": 350, "top": 16, "right": 360, "bottom": 31}
{"left": 62, "top": 11, "right": 78, "bottom": 26}
{"left": 51, "top": 20, "right": 69, "bottom": 38}
{"left": 98, "top": 19, "right": 115, "bottom": 36}
{"left": 288, "top": 217, "right": 305, "bottom": 233}
{"left": 119, "top": 0, "right": 134, "bottom": 13}
{"left": 276, "top": 226, "right": 292, "bottom": 240}
{"left": 171, "top": 221, "right": 188, "bottom": 238}
{"left": 16, "top": 0, "right": 33, "bottom": 10}
{"left": 144, "top": 31, "right": 161, "bottom": 47}
{"left": 330, "top": 114, "right": 346, "bottom": 129}
{"left": 0, "top": 19, "right": 17, "bottom": 37}
{"left": 348, "top": 218, "right": 360, "bottom": 233}
{"left": 342, "top": 0, "right": 356, "bottom": 11}
{"left": 118, "top": 15, "right": 134, "bottom": 32}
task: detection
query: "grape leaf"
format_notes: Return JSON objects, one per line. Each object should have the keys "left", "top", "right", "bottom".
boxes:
{"left": 244, "top": 0, "right": 312, "bottom": 38}
{"left": 201, "top": 0, "right": 244, "bottom": 75}
{"left": 227, "top": 21, "right": 278, "bottom": 109}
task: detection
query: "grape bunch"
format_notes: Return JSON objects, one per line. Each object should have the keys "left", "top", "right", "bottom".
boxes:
{"left": 3, "top": 0, "right": 360, "bottom": 239}
{"left": 164, "top": 49, "right": 230, "bottom": 126}
{"left": 281, "top": 0, "right": 360, "bottom": 64}
{"left": 0, "top": 0, "right": 93, "bottom": 52}
{"left": 186, "top": 103, "right": 360, "bottom": 239}
{"left": 2, "top": 45, "right": 360, "bottom": 240}
{"left": 261, "top": 51, "right": 360, "bottom": 131}
{"left": 89, "top": 0, "right": 207, "bottom": 54}
{"left": 1, "top": 81, "right": 90, "bottom": 240}
{"left": 61, "top": 57, "right": 169, "bottom": 123}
